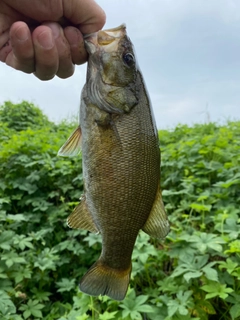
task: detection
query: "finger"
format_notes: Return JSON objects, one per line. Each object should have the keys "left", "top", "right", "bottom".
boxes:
{"left": 64, "top": 26, "right": 87, "bottom": 65}
{"left": 5, "top": 22, "right": 34, "bottom": 73}
{"left": 0, "top": 30, "right": 11, "bottom": 62}
{"left": 4, "top": 0, "right": 106, "bottom": 34}
{"left": 2, "top": 0, "right": 62, "bottom": 21}
{"left": 45, "top": 22, "right": 74, "bottom": 79}
{"left": 32, "top": 25, "right": 59, "bottom": 80}
{"left": 0, "top": 29, "right": 9, "bottom": 51}
{"left": 63, "top": 0, "right": 106, "bottom": 34}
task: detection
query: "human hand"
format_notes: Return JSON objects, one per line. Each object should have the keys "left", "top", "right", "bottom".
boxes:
{"left": 0, "top": 0, "right": 105, "bottom": 80}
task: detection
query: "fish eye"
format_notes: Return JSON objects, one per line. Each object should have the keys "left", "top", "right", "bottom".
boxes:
{"left": 122, "top": 53, "right": 135, "bottom": 66}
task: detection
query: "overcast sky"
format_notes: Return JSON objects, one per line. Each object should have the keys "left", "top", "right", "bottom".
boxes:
{"left": 1, "top": 0, "right": 240, "bottom": 129}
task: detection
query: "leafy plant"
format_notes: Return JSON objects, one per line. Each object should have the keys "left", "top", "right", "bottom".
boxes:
{"left": 0, "top": 101, "right": 240, "bottom": 319}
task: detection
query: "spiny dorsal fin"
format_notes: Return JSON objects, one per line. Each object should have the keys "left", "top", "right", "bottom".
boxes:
{"left": 67, "top": 197, "right": 99, "bottom": 234}
{"left": 142, "top": 185, "right": 170, "bottom": 239}
{"left": 58, "top": 126, "right": 82, "bottom": 157}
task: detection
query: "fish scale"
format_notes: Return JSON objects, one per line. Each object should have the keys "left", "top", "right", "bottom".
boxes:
{"left": 58, "top": 24, "right": 169, "bottom": 300}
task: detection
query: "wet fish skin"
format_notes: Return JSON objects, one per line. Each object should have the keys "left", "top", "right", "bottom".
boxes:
{"left": 58, "top": 24, "right": 169, "bottom": 301}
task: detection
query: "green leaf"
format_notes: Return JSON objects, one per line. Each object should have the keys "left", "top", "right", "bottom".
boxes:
{"left": 201, "top": 282, "right": 233, "bottom": 299}
{"left": 230, "top": 304, "right": 240, "bottom": 319}
{"left": 184, "top": 271, "right": 202, "bottom": 282}
{"left": 99, "top": 311, "right": 118, "bottom": 320}
{"left": 31, "top": 288, "right": 51, "bottom": 302}
{"left": 178, "top": 305, "right": 188, "bottom": 315}
{"left": 0, "top": 230, "right": 14, "bottom": 250}
{"left": 7, "top": 214, "right": 28, "bottom": 223}
{"left": 13, "top": 235, "right": 33, "bottom": 250}
{"left": 19, "top": 299, "right": 44, "bottom": 319}
{"left": 31, "top": 308, "right": 42, "bottom": 318}
{"left": 171, "top": 255, "right": 209, "bottom": 280}
{"left": 0, "top": 290, "right": 16, "bottom": 315}
{"left": 137, "top": 304, "right": 155, "bottom": 313}
{"left": 202, "top": 263, "right": 219, "bottom": 281}
{"left": 167, "top": 291, "right": 193, "bottom": 317}
{"left": 185, "top": 233, "right": 225, "bottom": 253}
{"left": 218, "top": 258, "right": 238, "bottom": 274}
{"left": 215, "top": 177, "right": 240, "bottom": 188}
{"left": 11, "top": 267, "right": 32, "bottom": 284}
{"left": 134, "top": 294, "right": 148, "bottom": 306}
{"left": 119, "top": 290, "right": 153, "bottom": 318}
{"left": 23, "top": 310, "right": 31, "bottom": 319}
{"left": 225, "top": 240, "right": 240, "bottom": 254}
{"left": 1, "top": 251, "right": 26, "bottom": 267}
{"left": 56, "top": 278, "right": 76, "bottom": 293}
{"left": 33, "top": 248, "right": 59, "bottom": 271}
{"left": 167, "top": 301, "right": 179, "bottom": 317}
{"left": 0, "top": 197, "right": 10, "bottom": 204}
{"left": 190, "top": 203, "right": 212, "bottom": 212}
{"left": 195, "top": 300, "right": 216, "bottom": 315}
{"left": 76, "top": 314, "right": 89, "bottom": 320}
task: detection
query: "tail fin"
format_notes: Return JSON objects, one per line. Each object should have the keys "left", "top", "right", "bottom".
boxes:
{"left": 79, "top": 260, "right": 131, "bottom": 301}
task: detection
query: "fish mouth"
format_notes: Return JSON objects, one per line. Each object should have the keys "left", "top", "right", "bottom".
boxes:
{"left": 84, "top": 24, "right": 126, "bottom": 53}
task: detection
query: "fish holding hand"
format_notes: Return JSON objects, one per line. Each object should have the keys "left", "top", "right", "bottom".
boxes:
{"left": 58, "top": 24, "right": 169, "bottom": 301}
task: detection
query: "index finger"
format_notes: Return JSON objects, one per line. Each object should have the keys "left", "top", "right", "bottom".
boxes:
{"left": 63, "top": 0, "right": 106, "bottom": 34}
{"left": 4, "top": 0, "right": 106, "bottom": 34}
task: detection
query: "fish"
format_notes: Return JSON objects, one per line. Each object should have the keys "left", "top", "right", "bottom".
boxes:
{"left": 58, "top": 24, "right": 169, "bottom": 301}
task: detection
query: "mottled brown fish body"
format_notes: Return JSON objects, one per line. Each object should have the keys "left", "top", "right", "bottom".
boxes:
{"left": 58, "top": 24, "right": 169, "bottom": 300}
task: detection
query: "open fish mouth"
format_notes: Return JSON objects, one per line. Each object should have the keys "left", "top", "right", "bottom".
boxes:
{"left": 84, "top": 24, "right": 126, "bottom": 53}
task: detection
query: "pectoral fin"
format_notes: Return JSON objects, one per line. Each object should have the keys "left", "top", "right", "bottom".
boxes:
{"left": 58, "top": 126, "right": 82, "bottom": 157}
{"left": 67, "top": 197, "right": 99, "bottom": 233}
{"left": 142, "top": 185, "right": 170, "bottom": 239}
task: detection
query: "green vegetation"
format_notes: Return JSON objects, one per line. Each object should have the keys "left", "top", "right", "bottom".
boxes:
{"left": 0, "top": 101, "right": 239, "bottom": 320}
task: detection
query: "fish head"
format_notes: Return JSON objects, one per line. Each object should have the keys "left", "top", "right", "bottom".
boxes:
{"left": 85, "top": 24, "right": 138, "bottom": 89}
{"left": 84, "top": 24, "right": 139, "bottom": 114}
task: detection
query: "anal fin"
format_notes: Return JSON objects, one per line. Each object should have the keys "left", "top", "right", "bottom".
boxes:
{"left": 58, "top": 126, "right": 82, "bottom": 157}
{"left": 142, "top": 185, "right": 170, "bottom": 239}
{"left": 67, "top": 197, "right": 99, "bottom": 234}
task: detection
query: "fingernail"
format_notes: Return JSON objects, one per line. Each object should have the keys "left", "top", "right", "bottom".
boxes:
{"left": 37, "top": 30, "right": 54, "bottom": 49}
{"left": 16, "top": 26, "right": 28, "bottom": 41}
{"left": 46, "top": 23, "right": 60, "bottom": 39}
{"left": 67, "top": 27, "right": 81, "bottom": 47}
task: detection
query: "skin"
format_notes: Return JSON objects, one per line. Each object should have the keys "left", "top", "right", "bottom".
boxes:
{"left": 0, "top": 0, "right": 106, "bottom": 80}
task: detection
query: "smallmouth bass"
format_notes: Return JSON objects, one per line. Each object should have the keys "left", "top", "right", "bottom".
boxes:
{"left": 58, "top": 24, "right": 169, "bottom": 301}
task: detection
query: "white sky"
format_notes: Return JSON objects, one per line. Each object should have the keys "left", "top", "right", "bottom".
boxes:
{"left": 1, "top": 0, "right": 240, "bottom": 129}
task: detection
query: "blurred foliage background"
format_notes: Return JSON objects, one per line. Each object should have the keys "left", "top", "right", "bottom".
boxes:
{"left": 0, "top": 101, "right": 239, "bottom": 320}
